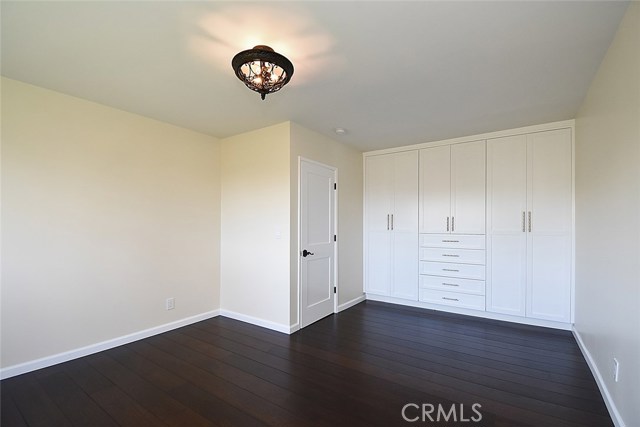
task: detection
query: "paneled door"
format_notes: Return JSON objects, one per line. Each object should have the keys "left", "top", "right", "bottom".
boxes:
{"left": 526, "top": 129, "right": 572, "bottom": 322}
{"left": 391, "top": 151, "right": 419, "bottom": 300}
{"left": 365, "top": 151, "right": 418, "bottom": 300}
{"left": 451, "top": 141, "right": 486, "bottom": 234}
{"left": 420, "top": 146, "right": 451, "bottom": 233}
{"left": 486, "top": 135, "right": 528, "bottom": 316}
{"left": 300, "top": 159, "right": 336, "bottom": 328}
{"left": 365, "top": 154, "right": 394, "bottom": 296}
{"left": 420, "top": 141, "right": 486, "bottom": 234}
{"left": 487, "top": 129, "right": 572, "bottom": 323}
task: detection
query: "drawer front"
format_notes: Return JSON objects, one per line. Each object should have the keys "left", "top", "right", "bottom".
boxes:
{"left": 419, "top": 247, "right": 485, "bottom": 265}
{"left": 420, "top": 289, "right": 486, "bottom": 310}
{"left": 420, "top": 275, "right": 485, "bottom": 295}
{"left": 420, "top": 261, "right": 485, "bottom": 280}
{"left": 420, "top": 234, "right": 485, "bottom": 249}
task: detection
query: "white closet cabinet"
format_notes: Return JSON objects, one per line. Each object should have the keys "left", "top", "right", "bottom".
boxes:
{"left": 420, "top": 141, "right": 486, "bottom": 234}
{"left": 487, "top": 129, "right": 572, "bottom": 323}
{"left": 365, "top": 151, "right": 419, "bottom": 300}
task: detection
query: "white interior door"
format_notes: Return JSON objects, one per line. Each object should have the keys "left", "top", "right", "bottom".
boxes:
{"left": 300, "top": 159, "right": 336, "bottom": 328}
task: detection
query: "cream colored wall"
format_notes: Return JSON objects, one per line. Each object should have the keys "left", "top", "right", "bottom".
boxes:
{"left": 1, "top": 78, "right": 221, "bottom": 369}
{"left": 290, "top": 123, "right": 364, "bottom": 323}
{"left": 575, "top": 4, "right": 639, "bottom": 426}
{"left": 219, "top": 123, "right": 291, "bottom": 327}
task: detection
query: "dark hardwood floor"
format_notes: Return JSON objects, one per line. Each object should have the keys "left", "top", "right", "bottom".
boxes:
{"left": 1, "top": 301, "right": 612, "bottom": 427}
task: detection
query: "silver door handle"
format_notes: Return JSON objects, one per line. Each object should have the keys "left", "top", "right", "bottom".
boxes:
{"left": 446, "top": 217, "right": 449, "bottom": 232}
{"left": 387, "top": 214, "right": 390, "bottom": 230}
{"left": 442, "top": 283, "right": 459, "bottom": 287}
{"left": 442, "top": 268, "right": 459, "bottom": 272}
{"left": 391, "top": 214, "right": 394, "bottom": 231}
{"left": 522, "top": 212, "right": 526, "bottom": 232}
{"left": 442, "top": 254, "right": 459, "bottom": 257}
{"left": 451, "top": 216, "right": 454, "bottom": 232}
{"left": 528, "top": 211, "right": 532, "bottom": 232}
{"left": 442, "top": 297, "right": 459, "bottom": 302}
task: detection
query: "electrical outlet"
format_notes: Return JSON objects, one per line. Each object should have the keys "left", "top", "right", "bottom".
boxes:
{"left": 166, "top": 297, "right": 175, "bottom": 310}
{"left": 613, "top": 358, "right": 620, "bottom": 382}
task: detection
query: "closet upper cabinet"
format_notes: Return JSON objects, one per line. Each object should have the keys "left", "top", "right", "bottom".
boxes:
{"left": 420, "top": 141, "right": 486, "bottom": 234}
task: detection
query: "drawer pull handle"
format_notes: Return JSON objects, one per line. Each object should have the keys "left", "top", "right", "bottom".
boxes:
{"left": 442, "top": 283, "right": 459, "bottom": 287}
{"left": 442, "top": 254, "right": 459, "bottom": 257}
{"left": 442, "top": 269, "right": 459, "bottom": 272}
{"left": 442, "top": 240, "right": 459, "bottom": 243}
{"left": 442, "top": 297, "right": 459, "bottom": 302}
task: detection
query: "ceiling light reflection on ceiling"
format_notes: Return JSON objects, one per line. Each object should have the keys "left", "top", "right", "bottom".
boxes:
{"left": 189, "top": 5, "right": 342, "bottom": 86}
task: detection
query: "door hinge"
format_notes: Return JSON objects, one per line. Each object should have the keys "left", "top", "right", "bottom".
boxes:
{"left": 334, "top": 286, "right": 337, "bottom": 294}
{"left": 334, "top": 183, "right": 337, "bottom": 190}
{"left": 334, "top": 235, "right": 337, "bottom": 242}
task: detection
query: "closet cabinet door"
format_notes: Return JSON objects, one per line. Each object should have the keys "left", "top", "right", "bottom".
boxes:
{"left": 451, "top": 141, "right": 486, "bottom": 234}
{"left": 487, "top": 129, "right": 572, "bottom": 323}
{"left": 486, "top": 136, "right": 527, "bottom": 316}
{"left": 419, "top": 146, "right": 451, "bottom": 233}
{"left": 365, "top": 152, "right": 418, "bottom": 299}
{"left": 526, "top": 129, "right": 572, "bottom": 322}
{"left": 365, "top": 155, "right": 393, "bottom": 295}
{"left": 391, "top": 151, "right": 419, "bottom": 300}
{"left": 366, "top": 155, "right": 393, "bottom": 233}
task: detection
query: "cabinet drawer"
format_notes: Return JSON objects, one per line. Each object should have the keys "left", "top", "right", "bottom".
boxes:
{"left": 419, "top": 248, "right": 485, "bottom": 265}
{"left": 419, "top": 289, "right": 486, "bottom": 310}
{"left": 420, "top": 234, "right": 485, "bottom": 249}
{"left": 420, "top": 275, "right": 485, "bottom": 295}
{"left": 420, "top": 261, "right": 485, "bottom": 280}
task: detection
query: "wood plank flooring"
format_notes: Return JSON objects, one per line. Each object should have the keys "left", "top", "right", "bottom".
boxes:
{"left": 1, "top": 301, "right": 612, "bottom": 427}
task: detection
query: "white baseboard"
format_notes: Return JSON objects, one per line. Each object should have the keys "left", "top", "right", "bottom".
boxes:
{"left": 219, "top": 309, "right": 294, "bottom": 334}
{"left": 366, "top": 293, "right": 572, "bottom": 330}
{"left": 337, "top": 294, "right": 366, "bottom": 312}
{"left": 573, "top": 327, "right": 625, "bottom": 427}
{"left": 0, "top": 310, "right": 220, "bottom": 380}
{"left": 289, "top": 322, "right": 300, "bottom": 334}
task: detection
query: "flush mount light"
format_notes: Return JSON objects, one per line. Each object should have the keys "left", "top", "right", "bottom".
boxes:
{"left": 231, "top": 45, "right": 294, "bottom": 100}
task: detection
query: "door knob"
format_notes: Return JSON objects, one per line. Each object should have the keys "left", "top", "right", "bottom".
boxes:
{"left": 302, "top": 249, "right": 314, "bottom": 257}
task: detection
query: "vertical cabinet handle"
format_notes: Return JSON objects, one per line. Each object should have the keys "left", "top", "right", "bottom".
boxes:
{"left": 391, "top": 214, "right": 394, "bottom": 231}
{"left": 522, "top": 212, "right": 526, "bottom": 232}
{"left": 451, "top": 216, "right": 455, "bottom": 232}
{"left": 528, "top": 211, "right": 532, "bottom": 232}
{"left": 387, "top": 214, "right": 390, "bottom": 230}
{"left": 446, "top": 217, "right": 449, "bottom": 232}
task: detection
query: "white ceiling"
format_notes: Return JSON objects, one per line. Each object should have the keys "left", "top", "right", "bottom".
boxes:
{"left": 1, "top": 1, "right": 629, "bottom": 151}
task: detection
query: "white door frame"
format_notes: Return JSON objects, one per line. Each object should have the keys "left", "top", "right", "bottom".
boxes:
{"left": 297, "top": 157, "right": 338, "bottom": 330}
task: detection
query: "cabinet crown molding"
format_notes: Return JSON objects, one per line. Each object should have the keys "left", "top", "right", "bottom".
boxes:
{"left": 363, "top": 119, "right": 575, "bottom": 157}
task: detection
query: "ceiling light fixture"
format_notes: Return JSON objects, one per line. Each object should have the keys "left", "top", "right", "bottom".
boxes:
{"left": 231, "top": 45, "right": 294, "bottom": 100}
